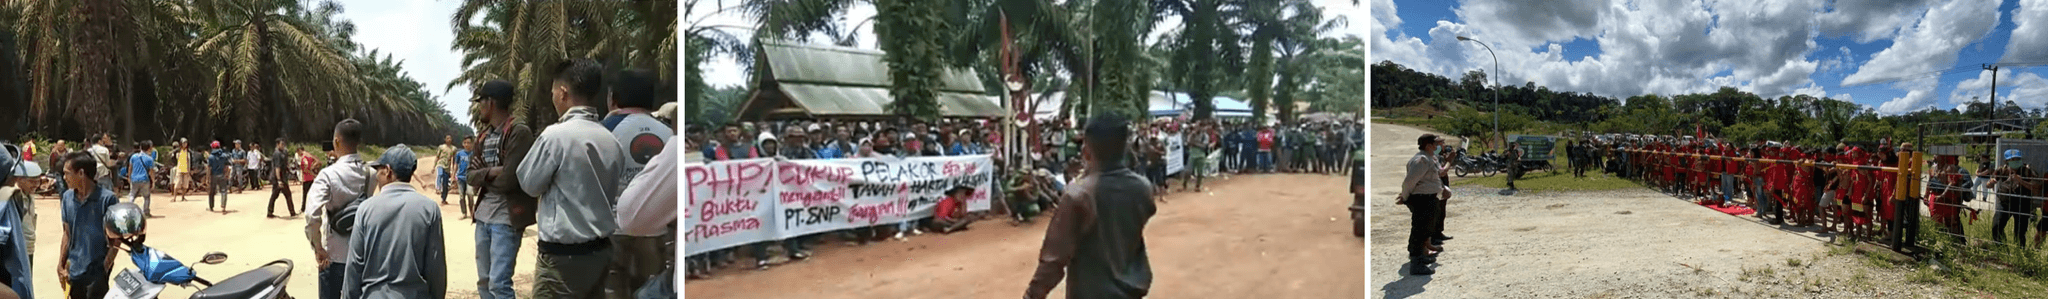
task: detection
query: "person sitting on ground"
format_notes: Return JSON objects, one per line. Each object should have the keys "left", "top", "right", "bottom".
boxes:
{"left": 929, "top": 185, "right": 978, "bottom": 234}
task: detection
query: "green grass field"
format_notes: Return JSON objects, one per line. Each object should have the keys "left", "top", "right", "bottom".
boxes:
{"left": 1449, "top": 167, "right": 1644, "bottom": 192}
{"left": 1906, "top": 212, "right": 2048, "bottom": 298}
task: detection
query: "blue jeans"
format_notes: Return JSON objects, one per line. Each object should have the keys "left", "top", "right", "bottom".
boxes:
{"left": 1257, "top": 151, "right": 1274, "bottom": 171}
{"left": 1719, "top": 174, "right": 1735, "bottom": 201}
{"left": 437, "top": 167, "right": 451, "bottom": 200}
{"left": 474, "top": 223, "right": 522, "bottom": 299}
{"left": 319, "top": 262, "right": 344, "bottom": 299}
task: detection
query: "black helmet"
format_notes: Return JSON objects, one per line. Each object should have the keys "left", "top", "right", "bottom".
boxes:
{"left": 106, "top": 202, "right": 145, "bottom": 239}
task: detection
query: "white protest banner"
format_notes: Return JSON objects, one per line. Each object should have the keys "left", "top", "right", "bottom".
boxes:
{"left": 775, "top": 155, "right": 995, "bottom": 238}
{"left": 1164, "top": 133, "right": 1185, "bottom": 175}
{"left": 684, "top": 155, "right": 997, "bottom": 254}
{"left": 683, "top": 158, "right": 778, "bottom": 256}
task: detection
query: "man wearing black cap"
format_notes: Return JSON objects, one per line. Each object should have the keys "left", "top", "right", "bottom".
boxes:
{"left": 341, "top": 145, "right": 447, "bottom": 298}
{"left": 518, "top": 59, "right": 628, "bottom": 299}
{"left": 1023, "top": 112, "right": 1156, "bottom": 299}
{"left": 464, "top": 79, "right": 535, "bottom": 299}
{"left": 1398, "top": 134, "right": 1449, "bottom": 275}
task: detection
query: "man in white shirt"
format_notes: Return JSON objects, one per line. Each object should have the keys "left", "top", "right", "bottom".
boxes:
{"left": 89, "top": 134, "right": 113, "bottom": 187}
{"left": 246, "top": 144, "right": 264, "bottom": 189}
{"left": 306, "top": 119, "right": 372, "bottom": 299}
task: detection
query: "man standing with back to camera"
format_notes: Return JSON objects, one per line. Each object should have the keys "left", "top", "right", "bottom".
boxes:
{"left": 1023, "top": 113, "right": 1157, "bottom": 299}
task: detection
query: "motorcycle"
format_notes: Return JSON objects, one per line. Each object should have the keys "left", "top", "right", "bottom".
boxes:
{"left": 103, "top": 202, "right": 294, "bottom": 299}
{"left": 1450, "top": 149, "right": 1502, "bottom": 177}
{"left": 107, "top": 245, "right": 295, "bottom": 299}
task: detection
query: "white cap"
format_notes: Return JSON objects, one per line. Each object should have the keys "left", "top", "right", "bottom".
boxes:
{"left": 654, "top": 102, "right": 678, "bottom": 120}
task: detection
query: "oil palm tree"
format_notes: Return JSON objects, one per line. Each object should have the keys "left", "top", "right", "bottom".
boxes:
{"left": 1242, "top": 0, "right": 1339, "bottom": 124}
{"left": 450, "top": 0, "right": 640, "bottom": 130}
{"left": 189, "top": 0, "right": 364, "bottom": 142}
{"left": 1162, "top": 0, "right": 1246, "bottom": 121}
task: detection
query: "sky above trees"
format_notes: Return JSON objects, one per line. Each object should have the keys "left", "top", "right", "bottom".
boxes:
{"left": 1372, "top": 0, "right": 2048, "bottom": 115}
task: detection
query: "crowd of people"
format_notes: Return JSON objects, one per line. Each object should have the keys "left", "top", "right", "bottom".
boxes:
{"left": 0, "top": 58, "right": 682, "bottom": 299}
{"left": 1555, "top": 134, "right": 2048, "bottom": 252}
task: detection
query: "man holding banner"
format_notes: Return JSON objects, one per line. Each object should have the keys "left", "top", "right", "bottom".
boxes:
{"left": 1024, "top": 113, "right": 1156, "bottom": 299}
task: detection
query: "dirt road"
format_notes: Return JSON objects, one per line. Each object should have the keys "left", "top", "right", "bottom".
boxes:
{"left": 25, "top": 157, "right": 536, "bottom": 298}
{"left": 684, "top": 172, "right": 1365, "bottom": 299}
{"left": 1368, "top": 123, "right": 1949, "bottom": 298}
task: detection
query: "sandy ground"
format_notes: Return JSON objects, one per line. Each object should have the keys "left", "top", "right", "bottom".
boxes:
{"left": 1368, "top": 123, "right": 1949, "bottom": 298}
{"left": 683, "top": 172, "right": 1365, "bottom": 299}
{"left": 23, "top": 157, "right": 538, "bottom": 298}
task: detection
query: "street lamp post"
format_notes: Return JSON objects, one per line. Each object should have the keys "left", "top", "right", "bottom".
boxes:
{"left": 1457, "top": 36, "right": 1502, "bottom": 148}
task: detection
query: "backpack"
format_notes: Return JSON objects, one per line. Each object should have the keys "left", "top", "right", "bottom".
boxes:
{"left": 326, "top": 162, "right": 375, "bottom": 236}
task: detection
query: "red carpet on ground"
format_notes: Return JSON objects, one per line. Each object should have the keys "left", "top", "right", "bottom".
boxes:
{"left": 1697, "top": 201, "right": 1755, "bottom": 215}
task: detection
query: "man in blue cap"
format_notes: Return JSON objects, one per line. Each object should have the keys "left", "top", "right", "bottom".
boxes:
{"left": 341, "top": 144, "right": 447, "bottom": 298}
{"left": 1987, "top": 149, "right": 2039, "bottom": 247}
{"left": 0, "top": 143, "right": 38, "bottom": 298}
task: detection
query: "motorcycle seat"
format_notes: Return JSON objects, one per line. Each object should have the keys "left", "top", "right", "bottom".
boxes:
{"left": 191, "top": 259, "right": 293, "bottom": 299}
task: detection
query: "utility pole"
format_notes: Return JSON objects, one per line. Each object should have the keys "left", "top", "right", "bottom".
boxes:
{"left": 1986, "top": 64, "right": 2000, "bottom": 119}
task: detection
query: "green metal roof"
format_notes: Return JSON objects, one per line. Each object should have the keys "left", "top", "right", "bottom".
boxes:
{"left": 750, "top": 40, "right": 1002, "bottom": 118}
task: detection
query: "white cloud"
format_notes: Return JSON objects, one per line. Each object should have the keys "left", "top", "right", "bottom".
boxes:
{"left": 1840, "top": 0, "right": 2001, "bottom": 86}
{"left": 1950, "top": 69, "right": 2048, "bottom": 109}
{"left": 1877, "top": 77, "right": 1940, "bottom": 114}
{"left": 2002, "top": 0, "right": 2048, "bottom": 64}
{"left": 1368, "top": 0, "right": 1434, "bottom": 72}
{"left": 1452, "top": 0, "right": 1609, "bottom": 49}
{"left": 1816, "top": 0, "right": 1937, "bottom": 43}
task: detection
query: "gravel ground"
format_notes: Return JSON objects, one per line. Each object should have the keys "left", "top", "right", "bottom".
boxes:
{"left": 1371, "top": 123, "right": 1954, "bottom": 298}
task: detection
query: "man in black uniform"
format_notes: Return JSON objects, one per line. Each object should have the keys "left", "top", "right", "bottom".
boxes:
{"left": 1023, "top": 113, "right": 1156, "bottom": 299}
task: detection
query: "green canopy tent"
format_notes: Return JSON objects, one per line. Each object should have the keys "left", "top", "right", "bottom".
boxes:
{"left": 735, "top": 40, "right": 1005, "bottom": 120}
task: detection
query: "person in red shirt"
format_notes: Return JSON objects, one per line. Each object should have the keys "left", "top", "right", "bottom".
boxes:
{"left": 297, "top": 148, "right": 319, "bottom": 198}
{"left": 1256, "top": 126, "right": 1277, "bottom": 173}
{"left": 1928, "top": 154, "right": 1966, "bottom": 241}
{"left": 1773, "top": 146, "right": 1797, "bottom": 223}
{"left": 927, "top": 185, "right": 977, "bottom": 233}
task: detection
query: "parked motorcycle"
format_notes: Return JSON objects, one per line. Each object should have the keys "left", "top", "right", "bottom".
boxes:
{"left": 1451, "top": 149, "right": 1502, "bottom": 177}
{"left": 103, "top": 203, "right": 295, "bottom": 299}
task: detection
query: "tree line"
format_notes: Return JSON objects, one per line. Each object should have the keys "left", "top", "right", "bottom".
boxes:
{"left": 1372, "top": 60, "right": 2048, "bottom": 147}
{"left": 684, "top": 0, "right": 1364, "bottom": 127}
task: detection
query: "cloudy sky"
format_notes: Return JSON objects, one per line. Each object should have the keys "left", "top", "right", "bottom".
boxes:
{"left": 689, "top": 1, "right": 1364, "bottom": 88}
{"left": 1372, "top": 0, "right": 2048, "bottom": 115}
{"left": 335, "top": 0, "right": 473, "bottom": 130}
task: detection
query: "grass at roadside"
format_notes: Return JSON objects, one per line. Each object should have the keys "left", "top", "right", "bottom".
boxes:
{"left": 1907, "top": 213, "right": 2048, "bottom": 298}
{"left": 1450, "top": 168, "right": 1643, "bottom": 192}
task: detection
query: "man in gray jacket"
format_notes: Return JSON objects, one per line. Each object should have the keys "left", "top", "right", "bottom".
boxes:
{"left": 342, "top": 145, "right": 447, "bottom": 299}
{"left": 307, "top": 119, "right": 371, "bottom": 299}
{"left": 519, "top": 59, "right": 628, "bottom": 299}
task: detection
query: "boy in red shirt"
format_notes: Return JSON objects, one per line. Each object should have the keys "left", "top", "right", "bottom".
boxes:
{"left": 927, "top": 185, "right": 977, "bottom": 233}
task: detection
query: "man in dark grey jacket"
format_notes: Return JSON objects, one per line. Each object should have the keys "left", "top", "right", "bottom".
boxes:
{"left": 342, "top": 145, "right": 447, "bottom": 299}
{"left": 1023, "top": 113, "right": 1156, "bottom": 299}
